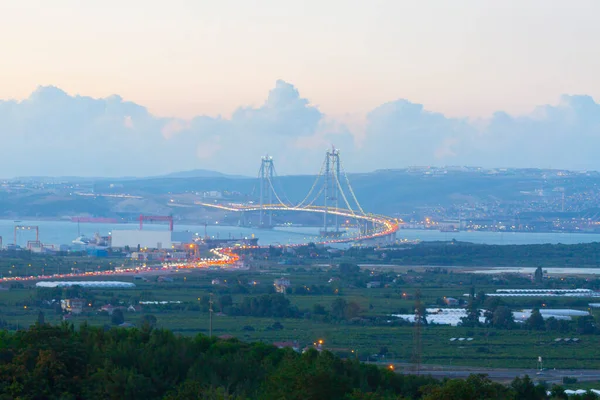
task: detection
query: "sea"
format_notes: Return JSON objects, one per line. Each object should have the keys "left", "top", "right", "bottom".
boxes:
{"left": 2, "top": 219, "right": 600, "bottom": 247}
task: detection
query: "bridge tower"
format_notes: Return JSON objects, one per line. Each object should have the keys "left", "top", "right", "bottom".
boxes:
{"left": 322, "top": 147, "right": 341, "bottom": 236}
{"left": 259, "top": 155, "right": 274, "bottom": 227}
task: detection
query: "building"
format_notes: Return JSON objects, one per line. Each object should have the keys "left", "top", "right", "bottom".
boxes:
{"left": 111, "top": 230, "right": 172, "bottom": 250}
{"left": 444, "top": 297, "right": 459, "bottom": 306}
{"left": 274, "top": 278, "right": 291, "bottom": 294}
{"left": 273, "top": 341, "right": 300, "bottom": 352}
{"left": 99, "top": 304, "right": 117, "bottom": 315}
{"left": 60, "top": 298, "right": 85, "bottom": 314}
{"left": 366, "top": 281, "right": 381, "bottom": 289}
{"left": 36, "top": 281, "right": 135, "bottom": 289}
{"left": 203, "top": 191, "right": 223, "bottom": 199}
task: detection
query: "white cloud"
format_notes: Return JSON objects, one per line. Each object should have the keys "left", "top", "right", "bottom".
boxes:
{"left": 0, "top": 83, "right": 599, "bottom": 177}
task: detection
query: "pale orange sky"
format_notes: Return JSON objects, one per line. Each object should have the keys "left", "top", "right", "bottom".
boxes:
{"left": 1, "top": 0, "right": 599, "bottom": 120}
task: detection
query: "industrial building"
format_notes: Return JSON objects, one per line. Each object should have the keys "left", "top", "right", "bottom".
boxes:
{"left": 111, "top": 230, "right": 172, "bottom": 250}
{"left": 36, "top": 281, "right": 136, "bottom": 289}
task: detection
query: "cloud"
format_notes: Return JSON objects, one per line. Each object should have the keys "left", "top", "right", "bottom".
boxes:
{"left": 357, "top": 99, "right": 476, "bottom": 168}
{"left": 1, "top": 82, "right": 599, "bottom": 177}
{"left": 0, "top": 81, "right": 327, "bottom": 177}
{"left": 358, "top": 95, "right": 600, "bottom": 171}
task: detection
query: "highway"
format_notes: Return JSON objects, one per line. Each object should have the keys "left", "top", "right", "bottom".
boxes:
{"left": 0, "top": 203, "right": 400, "bottom": 284}
{"left": 194, "top": 202, "right": 400, "bottom": 244}
{"left": 377, "top": 362, "right": 600, "bottom": 384}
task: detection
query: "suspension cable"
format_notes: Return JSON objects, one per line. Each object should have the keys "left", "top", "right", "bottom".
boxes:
{"left": 339, "top": 158, "right": 365, "bottom": 215}
{"left": 267, "top": 175, "right": 288, "bottom": 206}
{"left": 295, "top": 157, "right": 326, "bottom": 208}
{"left": 271, "top": 164, "right": 293, "bottom": 206}
{"left": 334, "top": 167, "right": 356, "bottom": 216}
{"left": 303, "top": 185, "right": 325, "bottom": 208}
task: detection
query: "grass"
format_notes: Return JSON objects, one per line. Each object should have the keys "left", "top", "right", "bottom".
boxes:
{"left": 2, "top": 264, "right": 600, "bottom": 370}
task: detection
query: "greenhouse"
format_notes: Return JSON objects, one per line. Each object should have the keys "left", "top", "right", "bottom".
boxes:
{"left": 35, "top": 281, "right": 135, "bottom": 289}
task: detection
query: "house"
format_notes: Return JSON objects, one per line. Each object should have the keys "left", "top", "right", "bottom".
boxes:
{"left": 212, "top": 279, "right": 223, "bottom": 285}
{"left": 366, "top": 281, "right": 381, "bottom": 289}
{"left": 273, "top": 341, "right": 300, "bottom": 352}
{"left": 99, "top": 304, "right": 121, "bottom": 315}
{"left": 60, "top": 298, "right": 85, "bottom": 314}
{"left": 444, "top": 297, "right": 459, "bottom": 306}
{"left": 274, "top": 278, "right": 291, "bottom": 294}
{"left": 118, "top": 322, "right": 135, "bottom": 328}
{"left": 218, "top": 334, "right": 235, "bottom": 340}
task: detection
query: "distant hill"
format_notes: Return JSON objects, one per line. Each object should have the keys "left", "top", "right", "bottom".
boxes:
{"left": 160, "top": 169, "right": 249, "bottom": 179}
{"left": 9, "top": 169, "right": 249, "bottom": 182}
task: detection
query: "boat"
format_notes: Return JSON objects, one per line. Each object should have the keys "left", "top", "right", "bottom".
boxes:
{"left": 72, "top": 235, "right": 93, "bottom": 245}
{"left": 72, "top": 233, "right": 109, "bottom": 246}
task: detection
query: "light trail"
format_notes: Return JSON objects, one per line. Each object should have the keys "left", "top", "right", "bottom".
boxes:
{"left": 0, "top": 204, "right": 398, "bottom": 283}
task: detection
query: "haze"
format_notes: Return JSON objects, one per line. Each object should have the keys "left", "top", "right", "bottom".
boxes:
{"left": 1, "top": 0, "right": 599, "bottom": 177}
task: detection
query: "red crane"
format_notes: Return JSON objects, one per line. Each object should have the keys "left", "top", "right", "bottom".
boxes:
{"left": 139, "top": 215, "right": 173, "bottom": 231}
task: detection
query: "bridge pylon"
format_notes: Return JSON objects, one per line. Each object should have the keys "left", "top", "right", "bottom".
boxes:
{"left": 259, "top": 155, "right": 274, "bottom": 228}
{"left": 322, "top": 146, "right": 343, "bottom": 237}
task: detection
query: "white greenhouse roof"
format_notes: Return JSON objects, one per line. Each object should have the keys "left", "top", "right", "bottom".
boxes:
{"left": 36, "top": 281, "right": 136, "bottom": 288}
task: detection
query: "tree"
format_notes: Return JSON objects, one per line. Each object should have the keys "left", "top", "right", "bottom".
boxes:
{"left": 312, "top": 303, "right": 327, "bottom": 315}
{"left": 141, "top": 314, "right": 157, "bottom": 328}
{"left": 345, "top": 301, "right": 361, "bottom": 319}
{"left": 462, "top": 287, "right": 480, "bottom": 327}
{"left": 414, "top": 289, "right": 427, "bottom": 326}
{"left": 527, "top": 308, "right": 545, "bottom": 330}
{"left": 510, "top": 375, "right": 547, "bottom": 400}
{"left": 330, "top": 298, "right": 360, "bottom": 320}
{"left": 534, "top": 266, "right": 544, "bottom": 284}
{"left": 271, "top": 321, "right": 284, "bottom": 330}
{"left": 476, "top": 291, "right": 487, "bottom": 306}
{"left": 491, "top": 306, "right": 514, "bottom": 329}
{"left": 218, "top": 295, "right": 233, "bottom": 312}
{"left": 331, "top": 298, "right": 348, "bottom": 320}
{"left": 422, "top": 374, "right": 511, "bottom": 400}
{"left": 549, "top": 384, "right": 568, "bottom": 400}
{"left": 339, "top": 262, "right": 360, "bottom": 275}
{"left": 111, "top": 309, "right": 125, "bottom": 325}
{"left": 577, "top": 315, "right": 596, "bottom": 335}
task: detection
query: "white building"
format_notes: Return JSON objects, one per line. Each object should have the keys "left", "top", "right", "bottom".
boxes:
{"left": 111, "top": 230, "right": 172, "bottom": 250}
{"left": 36, "top": 281, "right": 135, "bottom": 289}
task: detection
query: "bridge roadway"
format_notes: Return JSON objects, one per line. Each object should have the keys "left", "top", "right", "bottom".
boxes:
{"left": 194, "top": 202, "right": 400, "bottom": 244}
{"left": 0, "top": 204, "right": 399, "bottom": 283}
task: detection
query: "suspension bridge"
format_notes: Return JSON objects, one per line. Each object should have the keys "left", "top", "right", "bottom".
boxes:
{"left": 196, "top": 147, "right": 400, "bottom": 245}
{"left": 0, "top": 148, "right": 399, "bottom": 284}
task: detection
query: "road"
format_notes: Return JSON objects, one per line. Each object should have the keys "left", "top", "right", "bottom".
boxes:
{"left": 375, "top": 362, "right": 600, "bottom": 384}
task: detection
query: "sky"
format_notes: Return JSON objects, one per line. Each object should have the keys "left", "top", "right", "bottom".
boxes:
{"left": 1, "top": 0, "right": 600, "bottom": 177}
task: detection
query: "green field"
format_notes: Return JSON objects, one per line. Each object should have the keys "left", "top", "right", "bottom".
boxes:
{"left": 2, "top": 260, "right": 600, "bottom": 371}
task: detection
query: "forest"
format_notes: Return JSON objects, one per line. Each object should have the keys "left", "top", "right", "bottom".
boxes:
{"left": 0, "top": 323, "right": 593, "bottom": 400}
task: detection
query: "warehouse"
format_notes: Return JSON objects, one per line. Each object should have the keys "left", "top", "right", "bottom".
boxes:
{"left": 110, "top": 230, "right": 172, "bottom": 250}
{"left": 36, "top": 281, "right": 135, "bottom": 289}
